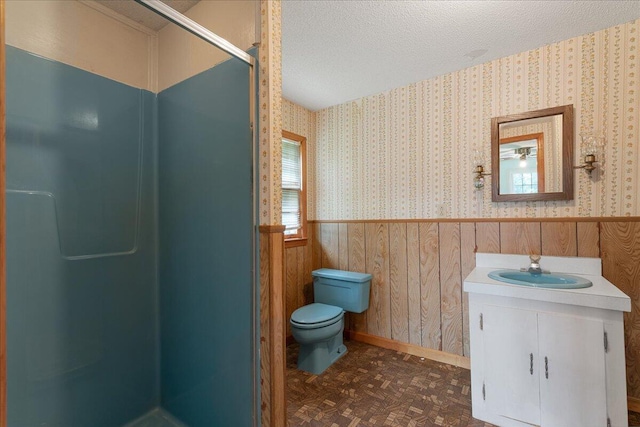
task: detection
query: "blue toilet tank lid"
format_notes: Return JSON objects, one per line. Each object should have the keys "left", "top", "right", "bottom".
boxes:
{"left": 312, "top": 268, "right": 372, "bottom": 283}
{"left": 291, "top": 303, "right": 343, "bottom": 324}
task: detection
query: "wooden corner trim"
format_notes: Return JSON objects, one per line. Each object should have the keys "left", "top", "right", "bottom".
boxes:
{"left": 259, "top": 224, "right": 286, "bottom": 233}
{"left": 266, "top": 231, "right": 286, "bottom": 426}
{"left": 346, "top": 331, "right": 470, "bottom": 370}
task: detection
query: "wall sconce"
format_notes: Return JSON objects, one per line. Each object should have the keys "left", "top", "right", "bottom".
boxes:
{"left": 574, "top": 132, "right": 605, "bottom": 176}
{"left": 473, "top": 148, "right": 491, "bottom": 190}
{"left": 474, "top": 165, "right": 491, "bottom": 190}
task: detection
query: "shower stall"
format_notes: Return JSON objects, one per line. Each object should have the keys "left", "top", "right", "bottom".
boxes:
{"left": 2, "top": 0, "right": 259, "bottom": 425}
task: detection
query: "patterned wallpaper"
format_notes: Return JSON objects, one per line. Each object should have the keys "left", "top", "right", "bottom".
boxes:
{"left": 282, "top": 98, "right": 317, "bottom": 224}
{"left": 306, "top": 19, "right": 639, "bottom": 220}
{"left": 259, "top": 0, "right": 283, "bottom": 225}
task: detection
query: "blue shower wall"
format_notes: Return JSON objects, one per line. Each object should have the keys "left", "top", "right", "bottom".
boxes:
{"left": 5, "top": 46, "right": 159, "bottom": 426}
{"left": 158, "top": 57, "right": 253, "bottom": 426}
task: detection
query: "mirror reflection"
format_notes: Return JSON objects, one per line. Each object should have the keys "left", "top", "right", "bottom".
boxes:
{"left": 499, "top": 133, "right": 545, "bottom": 194}
{"left": 491, "top": 105, "right": 573, "bottom": 202}
{"left": 498, "top": 111, "right": 564, "bottom": 195}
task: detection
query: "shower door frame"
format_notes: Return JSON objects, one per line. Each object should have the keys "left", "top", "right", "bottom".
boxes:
{"left": 0, "top": 0, "right": 261, "bottom": 424}
{"left": 0, "top": 0, "right": 6, "bottom": 425}
{"left": 134, "top": 3, "right": 261, "bottom": 426}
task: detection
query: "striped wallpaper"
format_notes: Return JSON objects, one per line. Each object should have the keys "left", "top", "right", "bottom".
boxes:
{"left": 259, "top": 0, "right": 283, "bottom": 226}
{"left": 283, "top": 98, "right": 317, "bottom": 225}
{"left": 296, "top": 19, "right": 640, "bottom": 221}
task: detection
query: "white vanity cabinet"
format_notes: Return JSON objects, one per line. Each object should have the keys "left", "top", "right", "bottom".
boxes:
{"left": 465, "top": 254, "right": 631, "bottom": 427}
{"left": 480, "top": 304, "right": 607, "bottom": 426}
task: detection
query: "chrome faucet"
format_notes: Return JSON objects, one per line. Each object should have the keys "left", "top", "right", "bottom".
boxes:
{"left": 526, "top": 254, "right": 544, "bottom": 274}
{"left": 528, "top": 254, "right": 542, "bottom": 273}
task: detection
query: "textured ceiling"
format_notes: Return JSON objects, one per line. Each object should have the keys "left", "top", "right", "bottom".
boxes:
{"left": 282, "top": 1, "right": 640, "bottom": 111}
{"left": 96, "top": 0, "right": 199, "bottom": 31}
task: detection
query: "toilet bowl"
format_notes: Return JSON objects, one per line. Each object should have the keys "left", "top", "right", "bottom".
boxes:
{"left": 290, "top": 269, "right": 372, "bottom": 374}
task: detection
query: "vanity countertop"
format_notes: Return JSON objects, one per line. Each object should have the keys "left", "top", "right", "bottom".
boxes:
{"left": 463, "top": 253, "right": 631, "bottom": 312}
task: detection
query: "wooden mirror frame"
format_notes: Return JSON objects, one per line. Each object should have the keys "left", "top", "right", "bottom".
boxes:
{"left": 491, "top": 104, "right": 573, "bottom": 202}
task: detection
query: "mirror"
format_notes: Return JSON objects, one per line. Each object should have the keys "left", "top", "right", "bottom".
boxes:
{"left": 491, "top": 105, "right": 573, "bottom": 202}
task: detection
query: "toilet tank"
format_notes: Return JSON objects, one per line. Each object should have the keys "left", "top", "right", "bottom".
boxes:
{"left": 312, "top": 268, "right": 372, "bottom": 313}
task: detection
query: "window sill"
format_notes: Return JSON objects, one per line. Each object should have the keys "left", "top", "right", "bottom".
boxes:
{"left": 285, "top": 237, "right": 308, "bottom": 248}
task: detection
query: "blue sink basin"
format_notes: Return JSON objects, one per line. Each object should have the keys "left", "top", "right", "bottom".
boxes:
{"left": 488, "top": 270, "right": 592, "bottom": 289}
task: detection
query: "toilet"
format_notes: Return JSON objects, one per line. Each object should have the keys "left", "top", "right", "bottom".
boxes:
{"left": 290, "top": 268, "right": 372, "bottom": 374}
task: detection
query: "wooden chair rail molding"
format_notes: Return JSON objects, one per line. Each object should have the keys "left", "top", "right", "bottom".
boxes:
{"left": 310, "top": 216, "right": 640, "bottom": 224}
{"left": 259, "top": 224, "right": 287, "bottom": 233}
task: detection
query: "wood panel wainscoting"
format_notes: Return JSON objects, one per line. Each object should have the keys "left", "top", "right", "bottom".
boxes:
{"left": 283, "top": 218, "right": 640, "bottom": 409}
{"left": 259, "top": 225, "right": 286, "bottom": 427}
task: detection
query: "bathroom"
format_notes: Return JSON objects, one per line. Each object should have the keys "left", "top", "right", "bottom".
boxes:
{"left": 1, "top": 1, "right": 640, "bottom": 427}
{"left": 277, "top": 1, "right": 640, "bottom": 426}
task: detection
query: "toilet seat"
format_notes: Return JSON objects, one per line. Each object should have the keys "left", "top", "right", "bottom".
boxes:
{"left": 290, "top": 303, "right": 344, "bottom": 330}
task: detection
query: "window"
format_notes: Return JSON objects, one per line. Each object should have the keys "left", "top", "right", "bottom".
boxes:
{"left": 512, "top": 172, "right": 538, "bottom": 194}
{"left": 282, "top": 130, "right": 307, "bottom": 246}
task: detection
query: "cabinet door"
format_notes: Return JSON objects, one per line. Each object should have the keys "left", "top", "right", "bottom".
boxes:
{"left": 538, "top": 312, "right": 607, "bottom": 427}
{"left": 483, "top": 305, "right": 540, "bottom": 425}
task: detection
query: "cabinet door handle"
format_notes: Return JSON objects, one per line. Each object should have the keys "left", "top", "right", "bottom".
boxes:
{"left": 530, "top": 353, "right": 534, "bottom": 375}
{"left": 545, "top": 356, "right": 549, "bottom": 379}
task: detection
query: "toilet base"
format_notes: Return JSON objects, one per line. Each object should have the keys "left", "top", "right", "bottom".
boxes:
{"left": 297, "top": 330, "right": 347, "bottom": 374}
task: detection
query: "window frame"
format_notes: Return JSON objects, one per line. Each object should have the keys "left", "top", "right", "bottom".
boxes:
{"left": 511, "top": 171, "right": 539, "bottom": 194}
{"left": 282, "top": 130, "right": 307, "bottom": 248}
